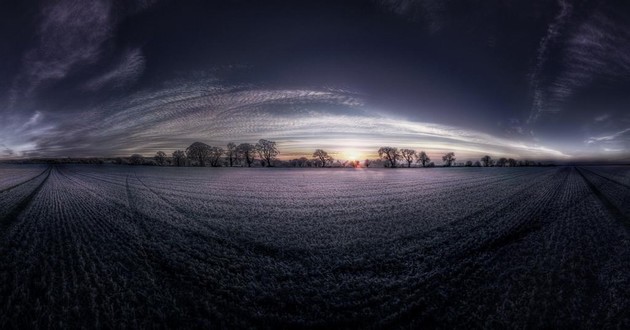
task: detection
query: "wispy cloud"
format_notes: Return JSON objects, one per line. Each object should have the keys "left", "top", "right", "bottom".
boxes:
{"left": 529, "top": 5, "right": 630, "bottom": 123}
{"left": 528, "top": 0, "right": 572, "bottom": 123}
{"left": 11, "top": 0, "right": 113, "bottom": 100}
{"left": 375, "top": 0, "right": 448, "bottom": 33}
{"left": 594, "top": 114, "right": 610, "bottom": 122}
{"left": 7, "top": 76, "right": 570, "bottom": 160}
{"left": 8, "top": 0, "right": 158, "bottom": 107}
{"left": 84, "top": 48, "right": 146, "bottom": 91}
{"left": 586, "top": 127, "right": 630, "bottom": 144}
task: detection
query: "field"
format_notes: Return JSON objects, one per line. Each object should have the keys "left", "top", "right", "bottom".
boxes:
{"left": 1, "top": 165, "right": 629, "bottom": 328}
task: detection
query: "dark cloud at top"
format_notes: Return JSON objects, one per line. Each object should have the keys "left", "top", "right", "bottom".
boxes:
{"left": 0, "top": 0, "right": 629, "bottom": 162}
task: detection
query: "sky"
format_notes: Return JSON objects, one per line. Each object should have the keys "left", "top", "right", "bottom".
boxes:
{"left": 1, "top": 0, "right": 629, "bottom": 162}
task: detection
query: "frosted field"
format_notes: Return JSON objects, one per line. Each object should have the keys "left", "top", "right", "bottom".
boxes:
{"left": 1, "top": 165, "right": 629, "bottom": 328}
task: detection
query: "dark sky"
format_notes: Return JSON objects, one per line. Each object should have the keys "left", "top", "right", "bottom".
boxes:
{"left": 1, "top": 0, "right": 629, "bottom": 161}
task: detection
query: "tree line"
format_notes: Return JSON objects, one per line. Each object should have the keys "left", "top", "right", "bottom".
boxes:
{"left": 122, "top": 141, "right": 550, "bottom": 168}
{"left": 126, "top": 139, "right": 279, "bottom": 167}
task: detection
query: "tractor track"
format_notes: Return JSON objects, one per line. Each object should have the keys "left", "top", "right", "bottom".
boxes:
{"left": 0, "top": 166, "right": 52, "bottom": 233}
{"left": 576, "top": 167, "right": 630, "bottom": 230}
{"left": 0, "top": 167, "right": 50, "bottom": 194}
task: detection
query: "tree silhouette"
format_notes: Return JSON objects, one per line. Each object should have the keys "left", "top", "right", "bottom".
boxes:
{"left": 364, "top": 159, "right": 371, "bottom": 168}
{"left": 130, "top": 154, "right": 144, "bottom": 165}
{"left": 154, "top": 151, "right": 167, "bottom": 166}
{"left": 236, "top": 143, "right": 256, "bottom": 167}
{"left": 417, "top": 151, "right": 430, "bottom": 167}
{"left": 400, "top": 149, "right": 416, "bottom": 167}
{"left": 313, "top": 149, "right": 334, "bottom": 167}
{"left": 497, "top": 157, "right": 508, "bottom": 167}
{"left": 378, "top": 147, "right": 401, "bottom": 168}
{"left": 225, "top": 142, "right": 237, "bottom": 167}
{"left": 256, "top": 139, "right": 279, "bottom": 167}
{"left": 481, "top": 155, "right": 493, "bottom": 167}
{"left": 186, "top": 142, "right": 211, "bottom": 167}
{"left": 442, "top": 152, "right": 456, "bottom": 167}
{"left": 508, "top": 158, "right": 517, "bottom": 167}
{"left": 465, "top": 160, "right": 473, "bottom": 167}
{"left": 208, "top": 146, "right": 224, "bottom": 167}
{"left": 172, "top": 150, "right": 186, "bottom": 167}
{"left": 298, "top": 157, "right": 309, "bottom": 167}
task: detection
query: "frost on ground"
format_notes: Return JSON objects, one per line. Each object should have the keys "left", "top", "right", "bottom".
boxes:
{"left": 0, "top": 165, "right": 629, "bottom": 328}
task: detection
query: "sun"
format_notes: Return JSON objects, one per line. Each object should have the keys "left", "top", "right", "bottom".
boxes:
{"left": 343, "top": 150, "right": 361, "bottom": 161}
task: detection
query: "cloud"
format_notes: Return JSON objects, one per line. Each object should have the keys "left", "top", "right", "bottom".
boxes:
{"left": 528, "top": 0, "right": 572, "bottom": 123}
{"left": 0, "top": 144, "right": 15, "bottom": 157}
{"left": 594, "top": 114, "right": 610, "bottom": 122}
{"left": 12, "top": 0, "right": 113, "bottom": 99}
{"left": 84, "top": 48, "right": 146, "bottom": 91}
{"left": 586, "top": 127, "right": 630, "bottom": 144}
{"left": 529, "top": 5, "right": 630, "bottom": 123}
{"left": 375, "top": 0, "right": 448, "bottom": 33}
{"left": 8, "top": 76, "right": 570, "bottom": 160}
{"left": 8, "top": 0, "right": 158, "bottom": 107}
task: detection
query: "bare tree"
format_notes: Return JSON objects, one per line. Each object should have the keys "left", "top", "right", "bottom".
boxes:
{"left": 378, "top": 147, "right": 401, "bottom": 168}
{"left": 416, "top": 151, "right": 430, "bottom": 167}
{"left": 172, "top": 150, "right": 186, "bottom": 167}
{"left": 154, "top": 151, "right": 167, "bottom": 166}
{"left": 130, "top": 154, "right": 144, "bottom": 165}
{"left": 298, "top": 157, "right": 309, "bottom": 167}
{"left": 508, "top": 158, "right": 517, "bottom": 167}
{"left": 208, "top": 146, "right": 224, "bottom": 167}
{"left": 400, "top": 149, "right": 416, "bottom": 167}
{"left": 256, "top": 139, "right": 279, "bottom": 167}
{"left": 225, "top": 142, "right": 237, "bottom": 167}
{"left": 364, "top": 159, "right": 371, "bottom": 168}
{"left": 442, "top": 152, "right": 456, "bottom": 167}
{"left": 236, "top": 143, "right": 256, "bottom": 167}
{"left": 465, "top": 160, "right": 473, "bottom": 167}
{"left": 474, "top": 160, "right": 481, "bottom": 167}
{"left": 481, "top": 155, "right": 493, "bottom": 167}
{"left": 186, "top": 142, "right": 211, "bottom": 167}
{"left": 312, "top": 149, "right": 334, "bottom": 167}
{"left": 497, "top": 157, "right": 508, "bottom": 167}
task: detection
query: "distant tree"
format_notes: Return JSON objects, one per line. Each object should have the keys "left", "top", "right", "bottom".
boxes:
{"left": 364, "top": 159, "right": 371, "bottom": 168}
{"left": 114, "top": 157, "right": 127, "bottom": 165}
{"left": 236, "top": 143, "right": 256, "bottom": 167}
{"left": 474, "top": 160, "right": 481, "bottom": 167}
{"left": 378, "top": 147, "right": 401, "bottom": 168}
{"left": 256, "top": 139, "right": 279, "bottom": 167}
{"left": 313, "top": 149, "right": 334, "bottom": 167}
{"left": 297, "top": 157, "right": 309, "bottom": 167}
{"left": 154, "top": 151, "right": 167, "bottom": 166}
{"left": 208, "top": 146, "right": 224, "bottom": 167}
{"left": 465, "top": 160, "right": 473, "bottom": 167}
{"left": 481, "top": 155, "right": 493, "bottom": 167}
{"left": 225, "top": 142, "right": 237, "bottom": 167}
{"left": 129, "top": 154, "right": 144, "bottom": 165}
{"left": 497, "top": 157, "right": 508, "bottom": 167}
{"left": 416, "top": 151, "right": 430, "bottom": 167}
{"left": 172, "top": 150, "right": 186, "bottom": 167}
{"left": 351, "top": 160, "right": 360, "bottom": 168}
{"left": 186, "top": 142, "right": 211, "bottom": 167}
{"left": 442, "top": 152, "right": 456, "bottom": 167}
{"left": 427, "top": 162, "right": 435, "bottom": 167}
{"left": 400, "top": 149, "right": 416, "bottom": 168}
{"left": 508, "top": 158, "right": 517, "bottom": 167}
